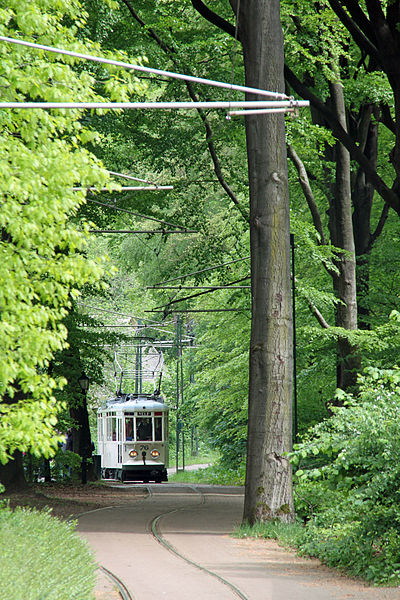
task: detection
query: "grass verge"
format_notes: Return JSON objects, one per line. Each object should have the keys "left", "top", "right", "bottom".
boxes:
{"left": 234, "top": 519, "right": 305, "bottom": 549}
{"left": 0, "top": 504, "right": 96, "bottom": 600}
{"left": 168, "top": 462, "right": 245, "bottom": 485}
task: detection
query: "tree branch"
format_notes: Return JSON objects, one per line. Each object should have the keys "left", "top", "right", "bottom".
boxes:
{"left": 302, "top": 291, "right": 331, "bottom": 329}
{"left": 287, "top": 145, "right": 326, "bottom": 244}
{"left": 364, "top": 0, "right": 387, "bottom": 30}
{"left": 369, "top": 203, "right": 389, "bottom": 251}
{"left": 380, "top": 103, "right": 396, "bottom": 135}
{"left": 120, "top": 0, "right": 175, "bottom": 54}
{"left": 284, "top": 64, "right": 400, "bottom": 214}
{"left": 327, "top": 0, "right": 380, "bottom": 64}
{"left": 386, "top": 0, "right": 400, "bottom": 39}
{"left": 339, "top": 0, "right": 379, "bottom": 44}
{"left": 190, "top": 0, "right": 237, "bottom": 39}
{"left": 120, "top": 0, "right": 247, "bottom": 221}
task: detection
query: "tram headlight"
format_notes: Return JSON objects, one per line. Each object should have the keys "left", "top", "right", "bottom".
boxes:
{"left": 151, "top": 450, "right": 160, "bottom": 458}
{"left": 129, "top": 450, "right": 138, "bottom": 458}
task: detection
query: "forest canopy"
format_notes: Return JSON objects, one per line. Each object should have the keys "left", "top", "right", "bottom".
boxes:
{"left": 1, "top": 0, "right": 400, "bottom": 583}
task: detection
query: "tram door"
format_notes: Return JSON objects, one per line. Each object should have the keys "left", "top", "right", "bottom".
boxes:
{"left": 102, "top": 412, "right": 122, "bottom": 468}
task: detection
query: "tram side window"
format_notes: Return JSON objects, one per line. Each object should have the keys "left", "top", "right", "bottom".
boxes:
{"left": 136, "top": 417, "right": 152, "bottom": 441}
{"left": 125, "top": 418, "right": 134, "bottom": 441}
{"left": 154, "top": 417, "right": 162, "bottom": 441}
{"left": 106, "top": 417, "right": 117, "bottom": 441}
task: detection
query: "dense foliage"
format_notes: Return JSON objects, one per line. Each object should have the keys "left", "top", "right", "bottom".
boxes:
{"left": 2, "top": 0, "right": 400, "bottom": 584}
{"left": 0, "top": 0, "right": 143, "bottom": 463}
{"left": 290, "top": 368, "right": 400, "bottom": 584}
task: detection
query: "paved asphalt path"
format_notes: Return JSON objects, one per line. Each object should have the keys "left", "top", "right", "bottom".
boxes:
{"left": 78, "top": 483, "right": 400, "bottom": 600}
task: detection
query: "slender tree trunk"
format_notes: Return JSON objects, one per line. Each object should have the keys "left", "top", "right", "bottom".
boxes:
{"left": 328, "top": 82, "right": 359, "bottom": 391}
{"left": 237, "top": 0, "right": 294, "bottom": 524}
{"left": 353, "top": 109, "right": 378, "bottom": 330}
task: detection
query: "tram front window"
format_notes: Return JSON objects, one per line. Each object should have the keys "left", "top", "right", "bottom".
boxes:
{"left": 136, "top": 417, "right": 152, "bottom": 441}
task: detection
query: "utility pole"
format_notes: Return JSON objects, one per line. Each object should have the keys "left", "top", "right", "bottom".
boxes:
{"left": 175, "top": 315, "right": 185, "bottom": 471}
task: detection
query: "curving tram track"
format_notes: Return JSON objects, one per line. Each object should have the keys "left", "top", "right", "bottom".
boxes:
{"left": 78, "top": 483, "right": 248, "bottom": 600}
{"left": 78, "top": 483, "right": 400, "bottom": 600}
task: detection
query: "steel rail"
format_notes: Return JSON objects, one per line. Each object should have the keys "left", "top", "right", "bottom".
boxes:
{"left": 99, "top": 566, "right": 135, "bottom": 600}
{"left": 150, "top": 489, "right": 249, "bottom": 600}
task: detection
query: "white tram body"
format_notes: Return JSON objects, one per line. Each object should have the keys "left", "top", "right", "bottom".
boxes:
{"left": 97, "top": 393, "right": 169, "bottom": 482}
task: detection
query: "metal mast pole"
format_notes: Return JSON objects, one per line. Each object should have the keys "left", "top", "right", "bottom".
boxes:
{"left": 291, "top": 234, "right": 298, "bottom": 443}
{"left": 175, "top": 316, "right": 180, "bottom": 472}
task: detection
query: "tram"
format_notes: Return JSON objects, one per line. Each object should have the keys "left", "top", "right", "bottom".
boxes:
{"left": 97, "top": 392, "right": 169, "bottom": 483}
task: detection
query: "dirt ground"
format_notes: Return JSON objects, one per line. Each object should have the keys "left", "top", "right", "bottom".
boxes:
{"left": 2, "top": 481, "right": 147, "bottom": 520}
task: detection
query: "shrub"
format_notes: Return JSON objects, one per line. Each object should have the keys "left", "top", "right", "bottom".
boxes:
{"left": 290, "top": 367, "right": 400, "bottom": 585}
{"left": 0, "top": 507, "right": 96, "bottom": 600}
{"left": 23, "top": 450, "right": 82, "bottom": 484}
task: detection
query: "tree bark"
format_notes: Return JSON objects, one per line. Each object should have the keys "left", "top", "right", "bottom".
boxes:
{"left": 326, "top": 0, "right": 400, "bottom": 211}
{"left": 328, "top": 82, "right": 360, "bottom": 391}
{"left": 237, "top": 0, "right": 294, "bottom": 524}
{"left": 0, "top": 451, "right": 28, "bottom": 491}
{"left": 353, "top": 107, "right": 379, "bottom": 330}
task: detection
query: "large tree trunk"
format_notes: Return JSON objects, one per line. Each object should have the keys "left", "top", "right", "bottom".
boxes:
{"left": 70, "top": 393, "right": 95, "bottom": 482}
{"left": 0, "top": 451, "right": 28, "bottom": 491}
{"left": 237, "top": 0, "right": 294, "bottom": 524}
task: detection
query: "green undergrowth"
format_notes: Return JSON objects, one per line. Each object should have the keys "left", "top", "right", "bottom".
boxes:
{"left": 168, "top": 447, "right": 220, "bottom": 468}
{"left": 234, "top": 519, "right": 305, "bottom": 549}
{"left": 235, "top": 369, "right": 400, "bottom": 587}
{"left": 168, "top": 461, "right": 245, "bottom": 485}
{"left": 0, "top": 504, "right": 96, "bottom": 600}
{"left": 235, "top": 513, "right": 400, "bottom": 587}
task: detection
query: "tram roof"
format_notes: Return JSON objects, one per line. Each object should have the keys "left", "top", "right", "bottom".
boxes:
{"left": 100, "top": 393, "right": 169, "bottom": 413}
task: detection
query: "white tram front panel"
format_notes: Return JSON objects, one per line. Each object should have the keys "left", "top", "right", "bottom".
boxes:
{"left": 98, "top": 395, "right": 169, "bottom": 482}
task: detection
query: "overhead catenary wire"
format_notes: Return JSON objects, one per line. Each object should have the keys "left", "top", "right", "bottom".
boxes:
{"left": 149, "top": 276, "right": 250, "bottom": 312}
{"left": 76, "top": 303, "right": 194, "bottom": 339}
{"left": 73, "top": 186, "right": 173, "bottom": 191}
{"left": 146, "top": 285, "right": 250, "bottom": 289}
{"left": 86, "top": 198, "right": 190, "bottom": 230}
{"left": 0, "top": 35, "right": 292, "bottom": 100}
{"left": 151, "top": 256, "right": 250, "bottom": 287}
{"left": 146, "top": 308, "right": 250, "bottom": 313}
{"left": 88, "top": 228, "right": 197, "bottom": 234}
{"left": 76, "top": 302, "right": 174, "bottom": 326}
{"left": 108, "top": 171, "right": 158, "bottom": 185}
